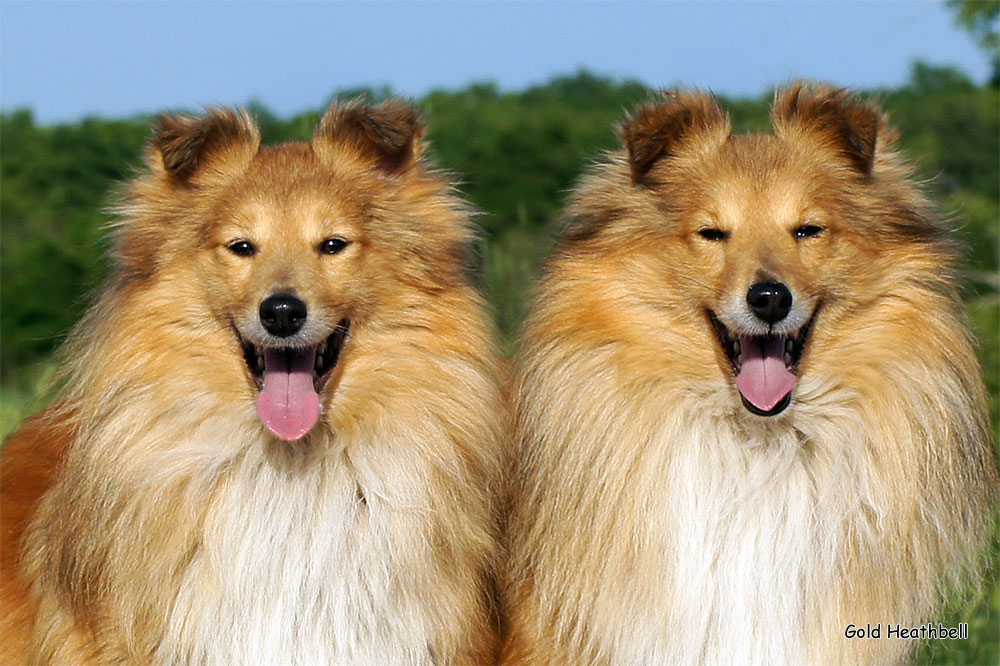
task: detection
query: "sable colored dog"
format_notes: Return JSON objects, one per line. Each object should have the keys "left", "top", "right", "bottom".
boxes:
{"left": 0, "top": 100, "right": 506, "bottom": 665}
{"left": 502, "top": 85, "right": 998, "bottom": 664}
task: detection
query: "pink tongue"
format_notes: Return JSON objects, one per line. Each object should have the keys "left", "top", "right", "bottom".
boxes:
{"left": 256, "top": 348, "right": 320, "bottom": 441}
{"left": 734, "top": 335, "right": 797, "bottom": 412}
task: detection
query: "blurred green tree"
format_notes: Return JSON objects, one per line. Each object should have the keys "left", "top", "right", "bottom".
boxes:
{"left": 947, "top": 0, "right": 1000, "bottom": 85}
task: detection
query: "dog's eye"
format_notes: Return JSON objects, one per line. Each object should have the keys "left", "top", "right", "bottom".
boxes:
{"left": 226, "top": 240, "right": 256, "bottom": 257}
{"left": 319, "top": 238, "right": 350, "bottom": 255}
{"left": 794, "top": 224, "right": 824, "bottom": 239}
{"left": 697, "top": 228, "right": 728, "bottom": 241}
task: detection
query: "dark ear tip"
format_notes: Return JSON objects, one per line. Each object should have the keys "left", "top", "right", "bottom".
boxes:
{"left": 154, "top": 114, "right": 173, "bottom": 132}
{"left": 773, "top": 81, "right": 886, "bottom": 125}
{"left": 316, "top": 97, "right": 423, "bottom": 173}
{"left": 772, "top": 82, "right": 885, "bottom": 174}
{"left": 318, "top": 97, "right": 419, "bottom": 127}
{"left": 152, "top": 113, "right": 186, "bottom": 143}
{"left": 151, "top": 108, "right": 258, "bottom": 183}
{"left": 619, "top": 90, "right": 727, "bottom": 183}
{"left": 363, "top": 98, "right": 424, "bottom": 136}
{"left": 375, "top": 97, "right": 420, "bottom": 118}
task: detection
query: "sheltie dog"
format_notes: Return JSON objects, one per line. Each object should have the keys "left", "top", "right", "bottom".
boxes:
{"left": 1, "top": 100, "right": 506, "bottom": 665}
{"left": 501, "top": 84, "right": 997, "bottom": 665}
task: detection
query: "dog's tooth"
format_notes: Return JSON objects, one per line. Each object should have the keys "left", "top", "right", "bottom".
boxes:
{"left": 786, "top": 339, "right": 794, "bottom": 353}
{"left": 736, "top": 353, "right": 742, "bottom": 366}
{"left": 732, "top": 341, "right": 740, "bottom": 354}
{"left": 784, "top": 352, "right": 792, "bottom": 365}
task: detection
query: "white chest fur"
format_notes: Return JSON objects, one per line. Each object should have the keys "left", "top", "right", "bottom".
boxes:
{"left": 606, "top": 402, "right": 871, "bottom": 666}
{"left": 156, "top": 451, "right": 437, "bottom": 666}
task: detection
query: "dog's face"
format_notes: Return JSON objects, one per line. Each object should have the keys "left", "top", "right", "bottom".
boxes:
{"left": 202, "top": 154, "right": 366, "bottom": 441}
{"left": 567, "top": 85, "right": 937, "bottom": 418}
{"left": 120, "top": 101, "right": 463, "bottom": 441}
{"left": 663, "top": 135, "right": 886, "bottom": 417}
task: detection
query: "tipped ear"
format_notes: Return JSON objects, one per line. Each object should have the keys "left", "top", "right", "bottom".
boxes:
{"left": 313, "top": 98, "right": 423, "bottom": 174}
{"left": 618, "top": 91, "right": 729, "bottom": 184}
{"left": 771, "top": 83, "right": 883, "bottom": 175}
{"left": 153, "top": 109, "right": 260, "bottom": 184}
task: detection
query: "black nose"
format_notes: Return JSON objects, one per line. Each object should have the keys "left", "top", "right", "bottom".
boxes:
{"left": 259, "top": 294, "right": 307, "bottom": 337}
{"left": 746, "top": 282, "right": 792, "bottom": 324}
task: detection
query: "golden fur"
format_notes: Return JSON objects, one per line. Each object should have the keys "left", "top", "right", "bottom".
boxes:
{"left": 1, "top": 100, "right": 506, "bottom": 665}
{"left": 501, "top": 84, "right": 998, "bottom": 665}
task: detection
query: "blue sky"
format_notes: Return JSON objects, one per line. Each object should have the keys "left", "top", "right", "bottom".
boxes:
{"left": 0, "top": 1, "right": 988, "bottom": 124}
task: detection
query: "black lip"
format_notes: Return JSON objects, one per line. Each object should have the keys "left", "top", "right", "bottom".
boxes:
{"left": 319, "top": 319, "right": 349, "bottom": 386}
{"left": 706, "top": 305, "right": 820, "bottom": 376}
{"left": 238, "top": 319, "right": 350, "bottom": 391}
{"left": 706, "top": 303, "right": 821, "bottom": 416}
{"left": 741, "top": 392, "right": 791, "bottom": 417}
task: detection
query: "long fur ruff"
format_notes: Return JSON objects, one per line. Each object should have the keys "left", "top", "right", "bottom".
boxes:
{"left": 501, "top": 84, "right": 998, "bottom": 665}
{"left": 2, "top": 101, "right": 507, "bottom": 665}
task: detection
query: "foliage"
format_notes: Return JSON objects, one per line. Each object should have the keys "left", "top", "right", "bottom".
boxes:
{"left": 1, "top": 65, "right": 997, "bottom": 663}
{"left": 948, "top": 0, "right": 1000, "bottom": 84}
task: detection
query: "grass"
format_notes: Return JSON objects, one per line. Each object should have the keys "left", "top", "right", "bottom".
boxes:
{"left": 0, "top": 360, "right": 56, "bottom": 440}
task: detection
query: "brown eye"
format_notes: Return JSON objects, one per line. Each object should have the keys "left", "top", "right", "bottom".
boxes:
{"left": 698, "top": 228, "right": 728, "bottom": 241}
{"left": 794, "top": 224, "right": 824, "bottom": 239}
{"left": 227, "top": 240, "right": 256, "bottom": 257}
{"left": 319, "top": 238, "right": 350, "bottom": 255}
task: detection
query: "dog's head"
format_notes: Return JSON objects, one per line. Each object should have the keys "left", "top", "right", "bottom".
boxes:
{"left": 116, "top": 100, "right": 472, "bottom": 441}
{"left": 562, "top": 84, "right": 945, "bottom": 418}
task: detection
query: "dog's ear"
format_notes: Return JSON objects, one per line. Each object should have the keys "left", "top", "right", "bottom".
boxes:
{"left": 771, "top": 83, "right": 883, "bottom": 175}
{"left": 313, "top": 98, "right": 423, "bottom": 174}
{"left": 152, "top": 109, "right": 260, "bottom": 185}
{"left": 618, "top": 91, "right": 729, "bottom": 184}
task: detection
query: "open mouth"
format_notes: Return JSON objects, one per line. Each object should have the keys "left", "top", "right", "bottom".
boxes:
{"left": 241, "top": 319, "right": 349, "bottom": 392}
{"left": 707, "top": 307, "right": 818, "bottom": 416}
{"left": 237, "top": 319, "right": 350, "bottom": 441}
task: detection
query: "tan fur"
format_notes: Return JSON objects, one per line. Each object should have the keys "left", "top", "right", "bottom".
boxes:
{"left": 502, "top": 84, "right": 998, "bottom": 665}
{"left": 2, "top": 100, "right": 506, "bottom": 665}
